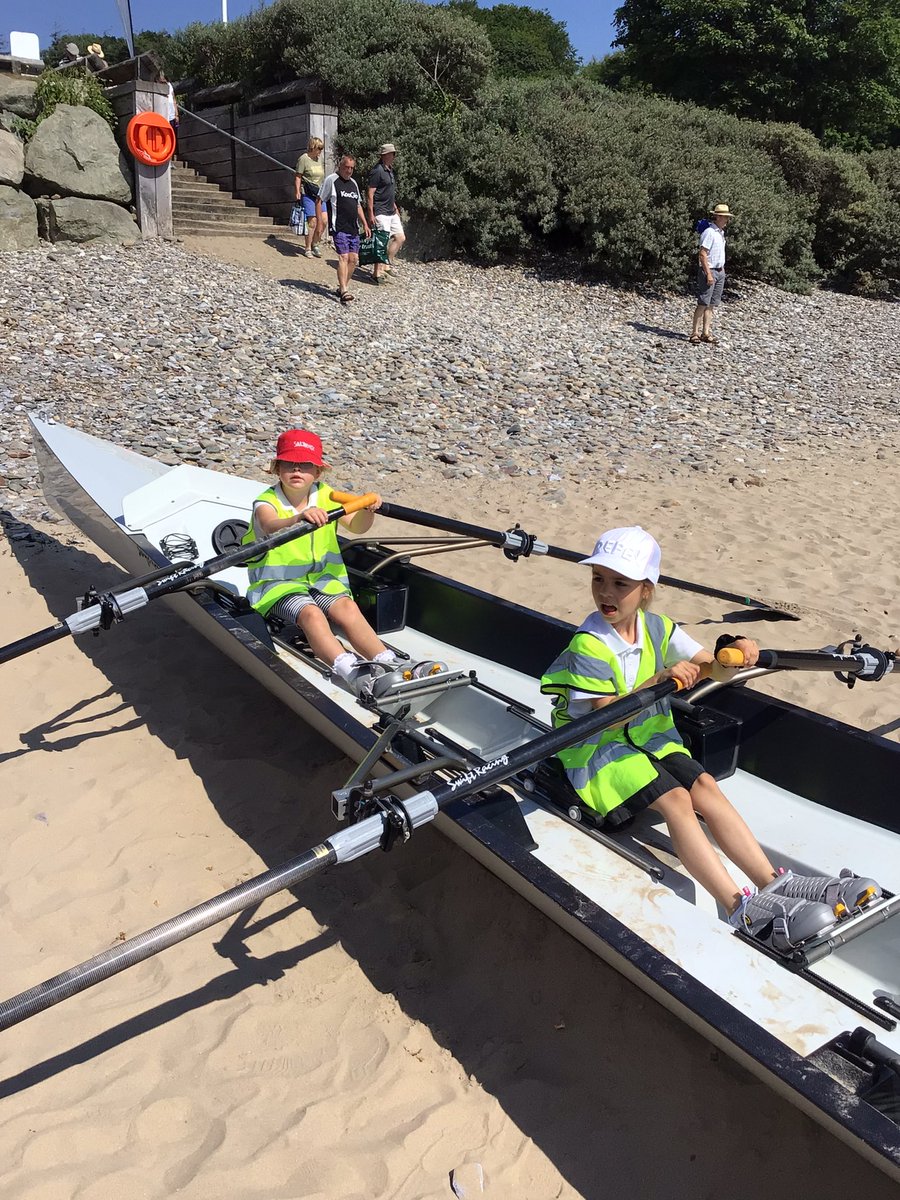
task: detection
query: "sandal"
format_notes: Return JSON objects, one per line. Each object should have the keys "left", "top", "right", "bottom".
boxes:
{"left": 701, "top": 333, "right": 719, "bottom": 345}
{"left": 339, "top": 291, "right": 354, "bottom": 305}
{"left": 689, "top": 334, "right": 701, "bottom": 344}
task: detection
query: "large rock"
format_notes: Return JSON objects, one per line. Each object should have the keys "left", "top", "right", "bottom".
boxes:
{"left": 24, "top": 104, "right": 132, "bottom": 203}
{"left": 0, "top": 130, "right": 25, "bottom": 187}
{"left": 0, "top": 76, "right": 38, "bottom": 119}
{"left": 0, "top": 185, "right": 38, "bottom": 249}
{"left": 45, "top": 196, "right": 138, "bottom": 243}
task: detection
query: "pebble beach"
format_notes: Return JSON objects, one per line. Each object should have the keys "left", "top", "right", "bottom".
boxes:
{"left": 2, "top": 236, "right": 900, "bottom": 1198}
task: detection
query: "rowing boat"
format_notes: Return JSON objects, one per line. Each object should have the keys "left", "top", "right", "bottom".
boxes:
{"left": 10, "top": 415, "right": 900, "bottom": 1182}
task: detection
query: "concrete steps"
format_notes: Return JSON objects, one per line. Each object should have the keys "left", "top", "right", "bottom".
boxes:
{"left": 171, "top": 159, "right": 288, "bottom": 237}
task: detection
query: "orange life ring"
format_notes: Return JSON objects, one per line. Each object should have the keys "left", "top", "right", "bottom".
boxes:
{"left": 126, "top": 112, "right": 176, "bottom": 167}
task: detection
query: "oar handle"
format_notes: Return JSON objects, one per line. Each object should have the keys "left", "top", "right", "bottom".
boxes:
{"left": 330, "top": 490, "right": 380, "bottom": 514}
{"left": 717, "top": 647, "right": 747, "bottom": 668}
{"left": 673, "top": 661, "right": 716, "bottom": 691}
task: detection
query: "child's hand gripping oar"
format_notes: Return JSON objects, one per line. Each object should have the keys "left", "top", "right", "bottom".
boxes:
{"left": 0, "top": 491, "right": 379, "bottom": 666}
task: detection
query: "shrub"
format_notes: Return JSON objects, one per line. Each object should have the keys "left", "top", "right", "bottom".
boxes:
{"left": 18, "top": 68, "right": 118, "bottom": 140}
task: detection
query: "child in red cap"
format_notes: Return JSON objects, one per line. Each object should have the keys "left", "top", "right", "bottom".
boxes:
{"left": 242, "top": 429, "right": 412, "bottom": 695}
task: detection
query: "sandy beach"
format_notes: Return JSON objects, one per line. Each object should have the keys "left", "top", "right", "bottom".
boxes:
{"left": 2, "top": 236, "right": 900, "bottom": 1198}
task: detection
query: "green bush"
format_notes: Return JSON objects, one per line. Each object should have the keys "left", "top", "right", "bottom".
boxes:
{"left": 347, "top": 79, "right": 820, "bottom": 290}
{"left": 17, "top": 68, "right": 118, "bottom": 140}
{"left": 169, "top": 0, "right": 493, "bottom": 107}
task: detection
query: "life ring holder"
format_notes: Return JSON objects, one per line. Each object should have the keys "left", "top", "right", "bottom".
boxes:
{"left": 126, "top": 112, "right": 176, "bottom": 167}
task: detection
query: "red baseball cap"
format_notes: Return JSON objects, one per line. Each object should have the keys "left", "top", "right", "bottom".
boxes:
{"left": 274, "top": 429, "right": 330, "bottom": 467}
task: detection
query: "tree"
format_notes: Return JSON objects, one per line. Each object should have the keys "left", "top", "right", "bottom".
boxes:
{"left": 607, "top": 0, "right": 900, "bottom": 147}
{"left": 168, "top": 0, "right": 494, "bottom": 106}
{"left": 448, "top": 0, "right": 579, "bottom": 77}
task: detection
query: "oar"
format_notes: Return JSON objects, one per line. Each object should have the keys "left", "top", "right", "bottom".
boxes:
{"left": 0, "top": 670, "right": 707, "bottom": 1032}
{"left": 718, "top": 644, "right": 896, "bottom": 683}
{"left": 0, "top": 490, "right": 378, "bottom": 666}
{"left": 378, "top": 502, "right": 799, "bottom": 621}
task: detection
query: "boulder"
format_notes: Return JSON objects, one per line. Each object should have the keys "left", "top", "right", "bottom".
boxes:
{"left": 0, "top": 76, "right": 38, "bottom": 120}
{"left": 34, "top": 196, "right": 52, "bottom": 240}
{"left": 0, "top": 185, "right": 38, "bottom": 249}
{"left": 46, "top": 196, "right": 138, "bottom": 243}
{"left": 24, "top": 104, "right": 132, "bottom": 203}
{"left": 0, "top": 129, "right": 25, "bottom": 187}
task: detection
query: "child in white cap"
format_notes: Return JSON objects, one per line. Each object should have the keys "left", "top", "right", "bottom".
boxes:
{"left": 541, "top": 526, "right": 881, "bottom": 950}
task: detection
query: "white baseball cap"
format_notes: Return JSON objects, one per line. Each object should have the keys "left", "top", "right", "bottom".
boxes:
{"left": 579, "top": 526, "right": 661, "bottom": 584}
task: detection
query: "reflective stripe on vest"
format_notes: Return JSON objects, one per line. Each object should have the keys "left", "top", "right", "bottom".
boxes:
{"left": 241, "top": 482, "right": 351, "bottom": 616}
{"left": 540, "top": 610, "right": 688, "bottom": 815}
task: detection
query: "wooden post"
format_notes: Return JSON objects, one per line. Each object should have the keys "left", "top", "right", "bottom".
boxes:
{"left": 106, "top": 79, "right": 174, "bottom": 239}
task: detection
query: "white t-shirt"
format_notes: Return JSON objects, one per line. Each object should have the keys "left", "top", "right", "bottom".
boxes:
{"left": 700, "top": 224, "right": 726, "bottom": 269}
{"left": 566, "top": 610, "right": 703, "bottom": 718}
{"left": 253, "top": 480, "right": 326, "bottom": 520}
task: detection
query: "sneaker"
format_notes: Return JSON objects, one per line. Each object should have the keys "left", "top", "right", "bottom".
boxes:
{"left": 302, "top": 248, "right": 314, "bottom": 258}
{"left": 729, "top": 878, "right": 836, "bottom": 952}
{"left": 311, "top": 246, "right": 322, "bottom": 258}
{"left": 776, "top": 868, "right": 882, "bottom": 917}
{"left": 343, "top": 660, "right": 386, "bottom": 699}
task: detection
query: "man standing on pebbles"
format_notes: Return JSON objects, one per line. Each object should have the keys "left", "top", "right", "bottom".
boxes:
{"left": 690, "top": 203, "right": 733, "bottom": 345}
{"left": 367, "top": 143, "right": 406, "bottom": 285}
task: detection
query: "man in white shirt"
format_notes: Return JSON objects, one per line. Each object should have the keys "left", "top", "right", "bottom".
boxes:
{"left": 690, "top": 203, "right": 732, "bottom": 345}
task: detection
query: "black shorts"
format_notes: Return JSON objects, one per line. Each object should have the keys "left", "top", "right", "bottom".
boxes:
{"left": 617, "top": 752, "right": 706, "bottom": 820}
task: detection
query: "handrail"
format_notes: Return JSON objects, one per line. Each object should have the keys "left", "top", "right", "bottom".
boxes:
{"left": 179, "top": 104, "right": 297, "bottom": 174}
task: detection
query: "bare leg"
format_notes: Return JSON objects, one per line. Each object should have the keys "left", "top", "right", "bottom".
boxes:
{"left": 702, "top": 306, "right": 715, "bottom": 338}
{"left": 387, "top": 230, "right": 406, "bottom": 268}
{"left": 327, "top": 597, "right": 385, "bottom": 660}
{"left": 690, "top": 775, "right": 777, "bottom": 889}
{"left": 336, "top": 253, "right": 351, "bottom": 296}
{"left": 651, "top": 787, "right": 743, "bottom": 912}
{"left": 691, "top": 303, "right": 705, "bottom": 339}
{"left": 345, "top": 251, "right": 359, "bottom": 294}
{"left": 296, "top": 604, "right": 346, "bottom": 665}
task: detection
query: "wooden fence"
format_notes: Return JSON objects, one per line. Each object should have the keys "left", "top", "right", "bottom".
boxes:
{"left": 177, "top": 87, "right": 338, "bottom": 223}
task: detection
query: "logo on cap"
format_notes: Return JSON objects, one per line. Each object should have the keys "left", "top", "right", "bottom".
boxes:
{"left": 275, "top": 429, "right": 329, "bottom": 466}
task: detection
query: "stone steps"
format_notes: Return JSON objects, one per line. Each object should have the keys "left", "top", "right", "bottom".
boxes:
{"left": 171, "top": 158, "right": 288, "bottom": 237}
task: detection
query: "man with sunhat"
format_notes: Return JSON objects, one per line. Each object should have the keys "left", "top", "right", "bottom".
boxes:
{"left": 86, "top": 43, "right": 108, "bottom": 71}
{"left": 367, "top": 142, "right": 405, "bottom": 285}
{"left": 690, "top": 202, "right": 733, "bottom": 345}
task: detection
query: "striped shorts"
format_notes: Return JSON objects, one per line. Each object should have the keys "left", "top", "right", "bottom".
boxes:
{"left": 270, "top": 591, "right": 347, "bottom": 624}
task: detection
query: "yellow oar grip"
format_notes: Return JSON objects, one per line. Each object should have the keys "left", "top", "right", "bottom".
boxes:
{"left": 674, "top": 662, "right": 715, "bottom": 691}
{"left": 716, "top": 647, "right": 747, "bottom": 667}
{"left": 330, "top": 490, "right": 380, "bottom": 515}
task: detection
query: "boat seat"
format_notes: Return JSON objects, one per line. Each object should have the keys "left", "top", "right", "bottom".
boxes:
{"left": 532, "top": 758, "right": 636, "bottom": 831}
